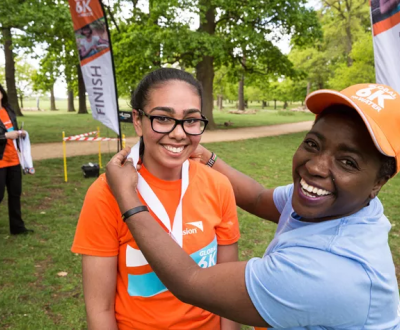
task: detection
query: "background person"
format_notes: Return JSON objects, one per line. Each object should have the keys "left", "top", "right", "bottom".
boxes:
{"left": 106, "top": 83, "right": 400, "bottom": 329}
{"left": 78, "top": 24, "right": 109, "bottom": 60}
{"left": 0, "top": 84, "right": 33, "bottom": 235}
{"left": 72, "top": 68, "right": 240, "bottom": 330}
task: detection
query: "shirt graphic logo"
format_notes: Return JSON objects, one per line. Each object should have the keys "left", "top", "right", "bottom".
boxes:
{"left": 183, "top": 221, "right": 204, "bottom": 236}
{"left": 352, "top": 85, "right": 396, "bottom": 112}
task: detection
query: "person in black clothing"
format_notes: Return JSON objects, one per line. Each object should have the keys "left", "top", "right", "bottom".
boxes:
{"left": 0, "top": 84, "right": 33, "bottom": 235}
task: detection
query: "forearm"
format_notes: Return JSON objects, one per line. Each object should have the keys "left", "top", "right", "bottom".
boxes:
{"left": 200, "top": 149, "right": 266, "bottom": 215}
{"left": 87, "top": 310, "right": 118, "bottom": 330}
{"left": 221, "top": 317, "right": 241, "bottom": 330}
{"left": 122, "top": 197, "right": 200, "bottom": 300}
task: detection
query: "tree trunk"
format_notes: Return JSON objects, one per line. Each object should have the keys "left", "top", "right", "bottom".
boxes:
{"left": 68, "top": 89, "right": 76, "bottom": 112}
{"left": 238, "top": 74, "right": 245, "bottom": 110}
{"left": 274, "top": 99, "right": 277, "bottom": 110}
{"left": 77, "top": 65, "right": 88, "bottom": 114}
{"left": 2, "top": 27, "right": 22, "bottom": 116}
{"left": 307, "top": 81, "right": 311, "bottom": 96}
{"left": 195, "top": 1, "right": 216, "bottom": 129}
{"left": 262, "top": 100, "right": 266, "bottom": 109}
{"left": 149, "top": 0, "right": 161, "bottom": 68}
{"left": 345, "top": 24, "right": 353, "bottom": 67}
{"left": 19, "top": 95, "right": 23, "bottom": 109}
{"left": 218, "top": 94, "right": 223, "bottom": 110}
{"left": 50, "top": 85, "right": 57, "bottom": 110}
{"left": 283, "top": 101, "right": 288, "bottom": 109}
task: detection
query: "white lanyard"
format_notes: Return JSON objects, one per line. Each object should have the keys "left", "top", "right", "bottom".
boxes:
{"left": 128, "top": 142, "right": 189, "bottom": 247}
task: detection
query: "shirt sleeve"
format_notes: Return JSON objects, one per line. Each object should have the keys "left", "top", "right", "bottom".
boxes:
{"left": 245, "top": 247, "right": 371, "bottom": 328}
{"left": 272, "top": 184, "right": 293, "bottom": 214}
{"left": 71, "top": 175, "right": 120, "bottom": 257}
{"left": 215, "top": 175, "right": 240, "bottom": 246}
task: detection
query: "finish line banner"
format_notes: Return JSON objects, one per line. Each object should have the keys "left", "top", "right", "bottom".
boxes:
{"left": 370, "top": 0, "right": 400, "bottom": 93}
{"left": 68, "top": 0, "right": 120, "bottom": 135}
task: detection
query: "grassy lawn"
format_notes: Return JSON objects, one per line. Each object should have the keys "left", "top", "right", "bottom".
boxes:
{"left": 1, "top": 132, "right": 398, "bottom": 329}
{"left": 18, "top": 98, "right": 313, "bottom": 144}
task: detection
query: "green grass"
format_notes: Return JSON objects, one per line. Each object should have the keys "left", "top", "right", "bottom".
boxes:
{"left": 2, "top": 132, "right": 398, "bottom": 328}
{"left": 18, "top": 98, "right": 313, "bottom": 144}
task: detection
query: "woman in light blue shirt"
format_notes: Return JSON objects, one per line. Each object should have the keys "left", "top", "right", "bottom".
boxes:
{"left": 105, "top": 83, "right": 400, "bottom": 330}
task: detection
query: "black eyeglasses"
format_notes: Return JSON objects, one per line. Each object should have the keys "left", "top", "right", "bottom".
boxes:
{"left": 138, "top": 109, "right": 208, "bottom": 136}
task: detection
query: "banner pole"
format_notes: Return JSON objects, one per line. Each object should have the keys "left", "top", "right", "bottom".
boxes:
{"left": 62, "top": 131, "right": 68, "bottom": 183}
{"left": 100, "top": 0, "right": 123, "bottom": 152}
{"left": 97, "top": 126, "right": 102, "bottom": 168}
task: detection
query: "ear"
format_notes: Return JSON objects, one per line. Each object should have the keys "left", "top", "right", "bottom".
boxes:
{"left": 369, "top": 176, "right": 390, "bottom": 199}
{"left": 132, "top": 109, "right": 143, "bottom": 137}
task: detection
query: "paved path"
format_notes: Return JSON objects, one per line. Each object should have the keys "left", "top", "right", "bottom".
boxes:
{"left": 31, "top": 121, "right": 313, "bottom": 161}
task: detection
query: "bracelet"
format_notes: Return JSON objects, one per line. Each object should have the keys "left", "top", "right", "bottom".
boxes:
{"left": 121, "top": 205, "right": 149, "bottom": 222}
{"left": 206, "top": 152, "right": 218, "bottom": 167}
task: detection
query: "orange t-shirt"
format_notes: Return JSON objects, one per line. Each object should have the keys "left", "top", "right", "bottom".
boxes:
{"left": 72, "top": 160, "right": 240, "bottom": 330}
{"left": 0, "top": 108, "right": 19, "bottom": 168}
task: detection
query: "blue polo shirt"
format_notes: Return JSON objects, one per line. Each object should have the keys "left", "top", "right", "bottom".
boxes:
{"left": 245, "top": 184, "right": 400, "bottom": 329}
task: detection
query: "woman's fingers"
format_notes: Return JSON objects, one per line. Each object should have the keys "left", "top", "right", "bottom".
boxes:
{"left": 109, "top": 147, "right": 131, "bottom": 166}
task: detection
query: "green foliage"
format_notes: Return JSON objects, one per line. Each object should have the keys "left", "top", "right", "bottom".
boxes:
{"left": 328, "top": 31, "right": 375, "bottom": 90}
{"left": 15, "top": 59, "right": 36, "bottom": 101}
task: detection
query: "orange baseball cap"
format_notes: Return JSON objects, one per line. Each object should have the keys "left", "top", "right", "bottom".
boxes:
{"left": 305, "top": 84, "right": 400, "bottom": 175}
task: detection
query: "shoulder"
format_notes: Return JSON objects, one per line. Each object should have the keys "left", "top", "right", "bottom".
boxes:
{"left": 273, "top": 183, "right": 294, "bottom": 213}
{"left": 189, "top": 160, "right": 232, "bottom": 190}
{"left": 246, "top": 247, "right": 371, "bottom": 328}
{"left": 85, "top": 174, "right": 116, "bottom": 205}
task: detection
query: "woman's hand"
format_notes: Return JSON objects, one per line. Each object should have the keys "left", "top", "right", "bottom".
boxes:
{"left": 190, "top": 144, "right": 211, "bottom": 164}
{"left": 5, "top": 130, "right": 25, "bottom": 140}
{"left": 105, "top": 146, "right": 140, "bottom": 213}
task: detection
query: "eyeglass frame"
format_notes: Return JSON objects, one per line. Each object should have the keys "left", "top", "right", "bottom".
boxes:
{"left": 136, "top": 109, "right": 209, "bottom": 136}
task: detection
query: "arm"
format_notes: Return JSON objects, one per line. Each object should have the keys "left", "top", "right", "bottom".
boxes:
{"left": 82, "top": 255, "right": 118, "bottom": 330}
{"left": 196, "top": 145, "right": 280, "bottom": 223}
{"left": 105, "top": 151, "right": 270, "bottom": 327}
{"left": 80, "top": 44, "right": 93, "bottom": 58}
{"left": 125, "top": 205, "right": 269, "bottom": 327}
{"left": 218, "top": 244, "right": 241, "bottom": 330}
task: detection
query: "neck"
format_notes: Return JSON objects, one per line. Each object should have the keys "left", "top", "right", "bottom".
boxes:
{"left": 142, "top": 153, "right": 182, "bottom": 181}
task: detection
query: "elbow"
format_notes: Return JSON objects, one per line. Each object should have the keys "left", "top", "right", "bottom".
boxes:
{"left": 166, "top": 266, "right": 200, "bottom": 305}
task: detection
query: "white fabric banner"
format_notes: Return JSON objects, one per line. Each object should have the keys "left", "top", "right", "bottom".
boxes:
{"left": 81, "top": 52, "right": 120, "bottom": 134}
{"left": 370, "top": 0, "right": 400, "bottom": 93}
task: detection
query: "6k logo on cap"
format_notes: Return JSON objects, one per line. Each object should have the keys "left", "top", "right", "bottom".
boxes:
{"left": 305, "top": 83, "right": 400, "bottom": 175}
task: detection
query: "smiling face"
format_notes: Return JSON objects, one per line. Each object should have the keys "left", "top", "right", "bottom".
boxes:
{"left": 81, "top": 27, "right": 92, "bottom": 38}
{"left": 292, "top": 111, "right": 388, "bottom": 221}
{"left": 133, "top": 80, "right": 202, "bottom": 180}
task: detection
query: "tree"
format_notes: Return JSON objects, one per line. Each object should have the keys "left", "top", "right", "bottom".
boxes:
{"left": 321, "top": 0, "right": 369, "bottom": 66}
{"left": 112, "top": 0, "right": 321, "bottom": 128}
{"left": 15, "top": 59, "right": 35, "bottom": 109}
{"left": 0, "top": 0, "right": 59, "bottom": 116}
{"left": 32, "top": 53, "right": 60, "bottom": 111}
{"left": 329, "top": 31, "right": 375, "bottom": 90}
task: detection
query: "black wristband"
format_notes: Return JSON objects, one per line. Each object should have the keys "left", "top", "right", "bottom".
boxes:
{"left": 122, "top": 205, "right": 149, "bottom": 222}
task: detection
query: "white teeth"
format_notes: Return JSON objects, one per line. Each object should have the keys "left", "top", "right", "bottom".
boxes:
{"left": 300, "top": 178, "right": 331, "bottom": 196}
{"left": 164, "top": 145, "right": 184, "bottom": 153}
